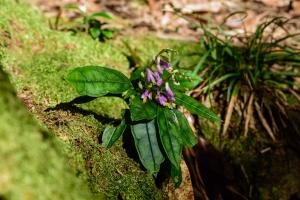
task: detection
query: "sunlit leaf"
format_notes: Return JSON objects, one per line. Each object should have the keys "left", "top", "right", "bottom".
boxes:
{"left": 90, "top": 12, "right": 112, "bottom": 19}
{"left": 89, "top": 27, "right": 101, "bottom": 40}
{"left": 66, "top": 66, "right": 132, "bottom": 97}
{"left": 64, "top": 5, "right": 80, "bottom": 11}
{"left": 101, "top": 29, "right": 113, "bottom": 39}
{"left": 174, "top": 92, "right": 221, "bottom": 122}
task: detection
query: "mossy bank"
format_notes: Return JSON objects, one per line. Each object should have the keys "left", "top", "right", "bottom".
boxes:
{"left": 0, "top": 0, "right": 194, "bottom": 199}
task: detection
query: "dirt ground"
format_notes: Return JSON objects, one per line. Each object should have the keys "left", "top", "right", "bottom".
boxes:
{"left": 28, "top": 0, "right": 300, "bottom": 41}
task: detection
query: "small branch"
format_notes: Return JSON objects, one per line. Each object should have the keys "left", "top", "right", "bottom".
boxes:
{"left": 254, "top": 102, "right": 276, "bottom": 141}
{"left": 222, "top": 94, "right": 238, "bottom": 137}
{"left": 244, "top": 93, "right": 254, "bottom": 137}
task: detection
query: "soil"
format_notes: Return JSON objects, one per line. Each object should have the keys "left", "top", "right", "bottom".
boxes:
{"left": 28, "top": 0, "right": 300, "bottom": 41}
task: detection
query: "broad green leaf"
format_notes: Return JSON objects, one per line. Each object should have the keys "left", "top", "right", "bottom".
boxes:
{"left": 89, "top": 27, "right": 101, "bottom": 40}
{"left": 174, "top": 92, "right": 221, "bottom": 122}
{"left": 157, "top": 107, "right": 182, "bottom": 169}
{"left": 155, "top": 107, "right": 196, "bottom": 147}
{"left": 102, "top": 120, "right": 127, "bottom": 148}
{"left": 157, "top": 107, "right": 182, "bottom": 143}
{"left": 171, "top": 164, "right": 182, "bottom": 188}
{"left": 66, "top": 66, "right": 132, "bottom": 97}
{"left": 172, "top": 109, "right": 196, "bottom": 147}
{"left": 131, "top": 120, "right": 165, "bottom": 173}
{"left": 90, "top": 12, "right": 112, "bottom": 19}
{"left": 130, "top": 98, "right": 157, "bottom": 121}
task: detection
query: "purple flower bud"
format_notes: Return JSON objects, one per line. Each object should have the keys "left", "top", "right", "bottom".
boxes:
{"left": 146, "top": 68, "right": 156, "bottom": 83}
{"left": 165, "top": 83, "right": 175, "bottom": 101}
{"left": 160, "top": 60, "right": 172, "bottom": 71}
{"left": 157, "top": 92, "right": 167, "bottom": 106}
{"left": 157, "top": 63, "right": 163, "bottom": 74}
{"left": 141, "top": 90, "right": 150, "bottom": 102}
{"left": 153, "top": 72, "right": 163, "bottom": 87}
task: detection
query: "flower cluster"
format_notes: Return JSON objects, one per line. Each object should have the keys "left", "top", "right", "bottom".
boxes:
{"left": 140, "top": 58, "right": 176, "bottom": 107}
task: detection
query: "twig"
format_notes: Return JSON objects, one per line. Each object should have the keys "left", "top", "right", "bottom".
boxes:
{"left": 244, "top": 93, "right": 254, "bottom": 137}
{"left": 289, "top": 88, "right": 300, "bottom": 102}
{"left": 254, "top": 102, "right": 276, "bottom": 141}
{"left": 222, "top": 93, "right": 238, "bottom": 136}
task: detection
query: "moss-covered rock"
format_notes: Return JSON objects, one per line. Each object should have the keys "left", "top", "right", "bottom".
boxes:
{"left": 0, "top": 0, "right": 194, "bottom": 199}
{"left": 0, "top": 66, "right": 100, "bottom": 199}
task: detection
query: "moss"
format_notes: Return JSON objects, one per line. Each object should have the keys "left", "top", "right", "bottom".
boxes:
{"left": 0, "top": 0, "right": 200, "bottom": 199}
{"left": 0, "top": 67, "right": 101, "bottom": 199}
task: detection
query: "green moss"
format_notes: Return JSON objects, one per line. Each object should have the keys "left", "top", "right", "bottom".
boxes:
{"left": 0, "top": 67, "right": 100, "bottom": 199}
{"left": 0, "top": 0, "right": 201, "bottom": 199}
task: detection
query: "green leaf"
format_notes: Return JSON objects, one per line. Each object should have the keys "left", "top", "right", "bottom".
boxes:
{"left": 174, "top": 92, "right": 221, "bottom": 122}
{"left": 130, "top": 98, "right": 157, "bottom": 121}
{"left": 64, "top": 5, "right": 80, "bottom": 11}
{"left": 130, "top": 67, "right": 146, "bottom": 81}
{"left": 102, "top": 120, "right": 127, "bottom": 148}
{"left": 172, "top": 69, "right": 202, "bottom": 91}
{"left": 101, "top": 29, "right": 113, "bottom": 39}
{"left": 66, "top": 66, "right": 132, "bottom": 97}
{"left": 155, "top": 107, "right": 195, "bottom": 147}
{"left": 157, "top": 107, "right": 182, "bottom": 169}
{"left": 172, "top": 109, "right": 197, "bottom": 147}
{"left": 171, "top": 164, "right": 182, "bottom": 188}
{"left": 131, "top": 120, "right": 165, "bottom": 173}
{"left": 90, "top": 12, "right": 112, "bottom": 19}
{"left": 193, "top": 50, "right": 210, "bottom": 74}
{"left": 202, "top": 73, "right": 239, "bottom": 93}
{"left": 89, "top": 27, "right": 101, "bottom": 40}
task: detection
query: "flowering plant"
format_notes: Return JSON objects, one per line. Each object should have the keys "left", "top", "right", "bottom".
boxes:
{"left": 66, "top": 49, "right": 220, "bottom": 186}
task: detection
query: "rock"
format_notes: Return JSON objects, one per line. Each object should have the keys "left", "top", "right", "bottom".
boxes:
{"left": 172, "top": 0, "right": 222, "bottom": 13}
{"left": 260, "top": 0, "right": 290, "bottom": 7}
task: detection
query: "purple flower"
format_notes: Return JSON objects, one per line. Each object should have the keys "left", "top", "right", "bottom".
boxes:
{"left": 157, "top": 63, "right": 163, "bottom": 74}
{"left": 141, "top": 90, "right": 150, "bottom": 102}
{"left": 146, "top": 68, "right": 156, "bottom": 83}
{"left": 157, "top": 92, "right": 168, "bottom": 106}
{"left": 165, "top": 83, "right": 175, "bottom": 101}
{"left": 153, "top": 72, "right": 163, "bottom": 87}
{"left": 160, "top": 60, "right": 172, "bottom": 71}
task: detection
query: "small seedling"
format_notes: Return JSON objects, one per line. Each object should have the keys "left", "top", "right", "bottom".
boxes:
{"left": 66, "top": 49, "right": 220, "bottom": 186}
{"left": 51, "top": 4, "right": 113, "bottom": 41}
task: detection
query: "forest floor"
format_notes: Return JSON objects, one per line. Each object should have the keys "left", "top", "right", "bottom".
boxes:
{"left": 1, "top": 0, "right": 300, "bottom": 200}
{"left": 28, "top": 0, "right": 300, "bottom": 41}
